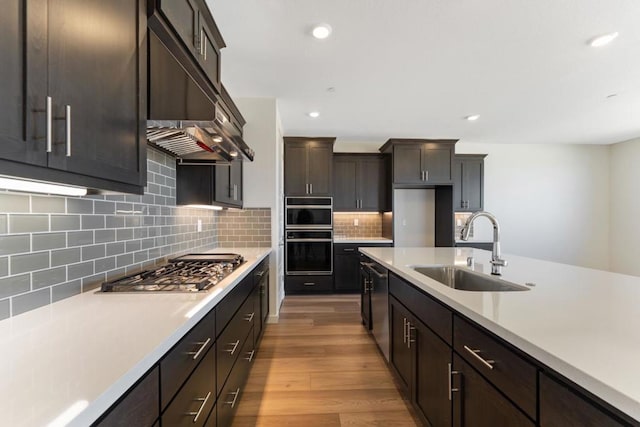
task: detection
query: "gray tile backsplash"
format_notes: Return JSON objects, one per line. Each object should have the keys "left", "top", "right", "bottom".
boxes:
{"left": 0, "top": 147, "right": 219, "bottom": 318}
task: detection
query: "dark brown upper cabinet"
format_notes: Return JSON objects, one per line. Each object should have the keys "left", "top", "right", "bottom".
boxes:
{"left": 152, "top": 0, "right": 224, "bottom": 93}
{"left": 333, "top": 154, "right": 389, "bottom": 212}
{"left": 284, "top": 137, "right": 335, "bottom": 196}
{"left": 0, "top": 0, "right": 146, "bottom": 194}
{"left": 176, "top": 160, "right": 243, "bottom": 208}
{"left": 453, "top": 154, "right": 486, "bottom": 212}
{"left": 380, "top": 139, "right": 457, "bottom": 186}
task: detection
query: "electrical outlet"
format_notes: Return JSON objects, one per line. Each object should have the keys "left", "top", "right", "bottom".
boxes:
{"left": 353, "top": 218, "right": 359, "bottom": 226}
{"left": 197, "top": 219, "right": 202, "bottom": 232}
{"left": 456, "top": 219, "right": 462, "bottom": 226}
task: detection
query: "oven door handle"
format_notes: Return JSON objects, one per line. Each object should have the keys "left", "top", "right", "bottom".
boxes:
{"left": 286, "top": 239, "right": 333, "bottom": 243}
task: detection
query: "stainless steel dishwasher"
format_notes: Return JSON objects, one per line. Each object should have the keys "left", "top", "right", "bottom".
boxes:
{"left": 366, "top": 262, "right": 389, "bottom": 361}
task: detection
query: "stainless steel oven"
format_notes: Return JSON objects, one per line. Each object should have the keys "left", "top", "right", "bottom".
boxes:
{"left": 285, "top": 230, "right": 333, "bottom": 275}
{"left": 285, "top": 197, "right": 332, "bottom": 229}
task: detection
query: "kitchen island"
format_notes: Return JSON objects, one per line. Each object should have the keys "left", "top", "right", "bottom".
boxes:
{"left": 360, "top": 246, "right": 640, "bottom": 425}
{"left": 0, "top": 247, "right": 270, "bottom": 427}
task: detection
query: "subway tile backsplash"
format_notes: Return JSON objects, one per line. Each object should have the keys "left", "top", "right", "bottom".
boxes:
{"left": 0, "top": 147, "right": 219, "bottom": 320}
{"left": 334, "top": 213, "right": 383, "bottom": 238}
{"left": 217, "top": 209, "right": 271, "bottom": 248}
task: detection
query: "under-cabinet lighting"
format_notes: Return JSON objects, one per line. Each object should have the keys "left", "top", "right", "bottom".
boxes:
{"left": 589, "top": 32, "right": 619, "bottom": 47}
{"left": 0, "top": 176, "right": 87, "bottom": 197}
{"left": 312, "top": 24, "right": 332, "bottom": 39}
{"left": 308, "top": 111, "right": 320, "bottom": 118}
{"left": 47, "top": 400, "right": 89, "bottom": 427}
{"left": 334, "top": 212, "right": 381, "bottom": 215}
{"left": 185, "top": 205, "right": 223, "bottom": 211}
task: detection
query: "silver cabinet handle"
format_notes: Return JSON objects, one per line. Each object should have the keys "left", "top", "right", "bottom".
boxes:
{"left": 226, "top": 340, "right": 240, "bottom": 355}
{"left": 362, "top": 278, "right": 369, "bottom": 293}
{"left": 245, "top": 350, "right": 256, "bottom": 362}
{"left": 309, "top": 183, "right": 313, "bottom": 194}
{"left": 448, "top": 363, "right": 460, "bottom": 400}
{"left": 46, "top": 96, "right": 53, "bottom": 153}
{"left": 187, "top": 337, "right": 212, "bottom": 360}
{"left": 303, "top": 282, "right": 315, "bottom": 286}
{"left": 256, "top": 270, "right": 266, "bottom": 277}
{"left": 343, "top": 248, "right": 355, "bottom": 252}
{"left": 463, "top": 345, "right": 495, "bottom": 370}
{"left": 407, "top": 323, "right": 415, "bottom": 349}
{"left": 233, "top": 184, "right": 238, "bottom": 200}
{"left": 65, "top": 105, "right": 71, "bottom": 157}
{"left": 200, "top": 28, "right": 205, "bottom": 56}
{"left": 403, "top": 318, "right": 408, "bottom": 344}
{"left": 425, "top": 170, "right": 429, "bottom": 181}
{"left": 225, "top": 388, "right": 241, "bottom": 408}
{"left": 244, "top": 312, "right": 255, "bottom": 322}
{"left": 186, "top": 391, "right": 211, "bottom": 423}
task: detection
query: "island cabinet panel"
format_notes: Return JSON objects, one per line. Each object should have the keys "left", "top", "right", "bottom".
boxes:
{"left": 0, "top": 0, "right": 146, "bottom": 193}
{"left": 452, "top": 354, "right": 534, "bottom": 427}
{"left": 539, "top": 373, "right": 630, "bottom": 427}
{"left": 381, "top": 139, "right": 457, "bottom": 185}
{"left": 453, "top": 315, "right": 537, "bottom": 421}
{"left": 389, "top": 296, "right": 413, "bottom": 392}
{"left": 284, "top": 137, "right": 335, "bottom": 196}
{"left": 95, "top": 367, "right": 159, "bottom": 427}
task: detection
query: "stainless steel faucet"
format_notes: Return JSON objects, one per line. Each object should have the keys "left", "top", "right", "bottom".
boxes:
{"left": 460, "top": 211, "right": 507, "bottom": 275}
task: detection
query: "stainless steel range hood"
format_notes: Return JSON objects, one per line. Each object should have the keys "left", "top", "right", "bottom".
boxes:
{"left": 147, "top": 26, "right": 254, "bottom": 163}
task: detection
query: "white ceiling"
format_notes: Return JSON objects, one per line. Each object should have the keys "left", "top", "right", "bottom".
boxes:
{"left": 207, "top": 0, "right": 640, "bottom": 145}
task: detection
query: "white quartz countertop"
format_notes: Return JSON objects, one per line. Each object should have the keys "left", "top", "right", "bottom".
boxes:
{"left": 0, "top": 247, "right": 270, "bottom": 427}
{"left": 359, "top": 247, "right": 640, "bottom": 422}
{"left": 334, "top": 237, "right": 393, "bottom": 244}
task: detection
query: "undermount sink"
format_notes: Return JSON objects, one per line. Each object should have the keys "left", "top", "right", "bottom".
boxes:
{"left": 412, "top": 266, "right": 530, "bottom": 292}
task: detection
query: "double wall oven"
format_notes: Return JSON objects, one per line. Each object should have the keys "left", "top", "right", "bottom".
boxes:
{"left": 285, "top": 197, "right": 333, "bottom": 275}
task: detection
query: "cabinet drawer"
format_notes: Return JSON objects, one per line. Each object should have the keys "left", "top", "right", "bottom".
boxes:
{"left": 217, "top": 330, "right": 255, "bottom": 427}
{"left": 161, "top": 309, "right": 215, "bottom": 409}
{"left": 216, "top": 275, "right": 253, "bottom": 337}
{"left": 285, "top": 275, "right": 333, "bottom": 293}
{"left": 335, "top": 244, "right": 359, "bottom": 254}
{"left": 216, "top": 296, "right": 254, "bottom": 395}
{"left": 389, "top": 272, "right": 452, "bottom": 344}
{"left": 162, "top": 345, "right": 216, "bottom": 427}
{"left": 453, "top": 315, "right": 537, "bottom": 420}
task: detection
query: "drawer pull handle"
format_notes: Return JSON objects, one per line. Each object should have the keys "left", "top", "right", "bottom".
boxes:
{"left": 402, "top": 318, "right": 408, "bottom": 344}
{"left": 185, "top": 390, "right": 211, "bottom": 423}
{"left": 463, "top": 345, "right": 495, "bottom": 370}
{"left": 187, "top": 337, "right": 212, "bottom": 360}
{"left": 407, "top": 323, "right": 415, "bottom": 349}
{"left": 343, "top": 248, "right": 355, "bottom": 252}
{"left": 448, "top": 362, "right": 460, "bottom": 400}
{"left": 226, "top": 340, "right": 240, "bottom": 355}
{"left": 225, "top": 388, "right": 241, "bottom": 408}
{"left": 245, "top": 350, "right": 256, "bottom": 362}
{"left": 256, "top": 270, "right": 266, "bottom": 277}
{"left": 303, "top": 282, "right": 315, "bottom": 286}
{"left": 245, "top": 312, "right": 255, "bottom": 322}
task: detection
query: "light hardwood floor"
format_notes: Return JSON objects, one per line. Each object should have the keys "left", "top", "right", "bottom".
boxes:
{"left": 232, "top": 295, "right": 421, "bottom": 426}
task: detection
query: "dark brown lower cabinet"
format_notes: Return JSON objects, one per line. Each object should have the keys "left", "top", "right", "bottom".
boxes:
{"left": 218, "top": 327, "right": 255, "bottom": 426}
{"left": 94, "top": 367, "right": 159, "bottom": 427}
{"left": 452, "top": 354, "right": 533, "bottom": 427}
{"left": 539, "top": 373, "right": 628, "bottom": 427}
{"left": 389, "top": 296, "right": 412, "bottom": 392}
{"left": 360, "top": 258, "right": 371, "bottom": 330}
{"left": 162, "top": 345, "right": 216, "bottom": 427}
{"left": 204, "top": 404, "right": 217, "bottom": 426}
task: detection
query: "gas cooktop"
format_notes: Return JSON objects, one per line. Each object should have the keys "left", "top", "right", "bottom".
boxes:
{"left": 100, "top": 253, "right": 245, "bottom": 293}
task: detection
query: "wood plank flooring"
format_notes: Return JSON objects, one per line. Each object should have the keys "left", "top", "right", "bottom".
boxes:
{"left": 232, "top": 295, "right": 421, "bottom": 426}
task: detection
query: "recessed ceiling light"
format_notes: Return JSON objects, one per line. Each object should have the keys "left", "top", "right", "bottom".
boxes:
{"left": 327, "top": 87, "right": 336, "bottom": 93}
{"left": 312, "top": 24, "right": 332, "bottom": 39}
{"left": 606, "top": 93, "right": 618, "bottom": 98}
{"left": 308, "top": 111, "right": 320, "bottom": 118}
{"left": 465, "top": 115, "right": 480, "bottom": 121}
{"left": 589, "top": 32, "right": 619, "bottom": 47}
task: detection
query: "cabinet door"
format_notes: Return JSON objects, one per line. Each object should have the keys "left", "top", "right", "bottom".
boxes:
{"left": 452, "top": 354, "right": 534, "bottom": 427}
{"left": 230, "top": 160, "right": 243, "bottom": 206}
{"left": 0, "top": 0, "right": 47, "bottom": 167}
{"left": 334, "top": 247, "right": 359, "bottom": 292}
{"left": 422, "top": 145, "right": 452, "bottom": 183}
{"left": 462, "top": 158, "right": 483, "bottom": 211}
{"left": 177, "top": 164, "right": 214, "bottom": 205}
{"left": 453, "top": 158, "right": 464, "bottom": 210}
{"left": 215, "top": 161, "right": 242, "bottom": 207}
{"left": 157, "top": 0, "right": 199, "bottom": 55}
{"left": 359, "top": 157, "right": 385, "bottom": 211}
{"left": 333, "top": 157, "right": 358, "bottom": 210}
{"left": 47, "top": 0, "right": 144, "bottom": 187}
{"left": 413, "top": 318, "right": 452, "bottom": 427}
{"left": 539, "top": 373, "right": 627, "bottom": 427}
{"left": 197, "top": 20, "right": 221, "bottom": 90}
{"left": 284, "top": 142, "right": 308, "bottom": 196}
{"left": 393, "top": 145, "right": 423, "bottom": 183}
{"left": 360, "top": 264, "right": 371, "bottom": 330}
{"left": 389, "top": 297, "right": 413, "bottom": 392}
{"left": 307, "top": 144, "right": 332, "bottom": 195}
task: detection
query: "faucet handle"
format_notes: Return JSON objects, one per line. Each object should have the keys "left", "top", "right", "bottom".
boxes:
{"left": 490, "top": 258, "right": 508, "bottom": 267}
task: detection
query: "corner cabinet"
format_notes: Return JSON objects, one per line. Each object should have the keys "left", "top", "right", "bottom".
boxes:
{"left": 380, "top": 139, "right": 457, "bottom": 185}
{"left": 453, "top": 154, "right": 486, "bottom": 212}
{"left": 284, "top": 137, "right": 335, "bottom": 196}
{"left": 0, "top": 0, "right": 146, "bottom": 194}
{"left": 333, "top": 154, "right": 389, "bottom": 212}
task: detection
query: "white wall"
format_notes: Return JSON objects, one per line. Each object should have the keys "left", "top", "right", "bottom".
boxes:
{"left": 609, "top": 137, "right": 640, "bottom": 276}
{"left": 456, "top": 143, "right": 611, "bottom": 270}
{"left": 235, "top": 98, "right": 284, "bottom": 320}
{"left": 334, "top": 140, "right": 382, "bottom": 153}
